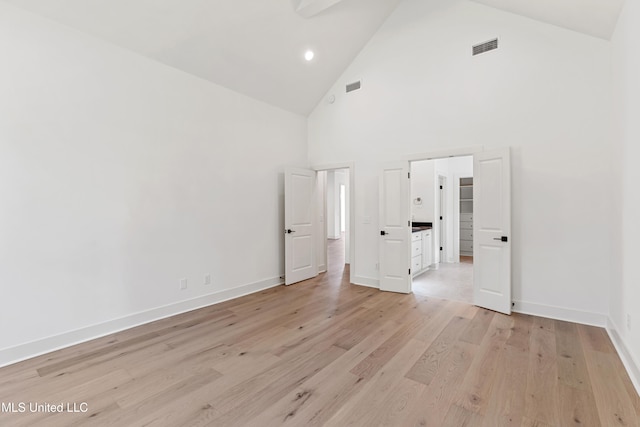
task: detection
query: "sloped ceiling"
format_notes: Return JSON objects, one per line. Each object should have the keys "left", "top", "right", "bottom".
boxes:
{"left": 2, "top": 0, "right": 625, "bottom": 115}
{"left": 2, "top": 0, "right": 402, "bottom": 116}
{"left": 471, "top": 0, "right": 624, "bottom": 40}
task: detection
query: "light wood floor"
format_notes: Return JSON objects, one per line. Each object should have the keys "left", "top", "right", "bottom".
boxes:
{"left": 1, "top": 244, "right": 639, "bottom": 426}
{"left": 412, "top": 257, "right": 473, "bottom": 304}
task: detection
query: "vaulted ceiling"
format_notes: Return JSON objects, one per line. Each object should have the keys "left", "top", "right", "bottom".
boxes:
{"left": 2, "top": 0, "right": 625, "bottom": 116}
{"left": 471, "top": 0, "right": 624, "bottom": 40}
{"left": 2, "top": 0, "right": 402, "bottom": 115}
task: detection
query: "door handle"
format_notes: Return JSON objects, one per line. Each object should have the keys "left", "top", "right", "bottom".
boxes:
{"left": 285, "top": 229, "right": 296, "bottom": 234}
{"left": 380, "top": 230, "right": 387, "bottom": 236}
{"left": 493, "top": 236, "right": 508, "bottom": 242}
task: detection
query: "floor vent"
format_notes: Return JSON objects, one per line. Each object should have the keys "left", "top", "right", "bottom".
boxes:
{"left": 472, "top": 38, "right": 498, "bottom": 56}
{"left": 346, "top": 80, "right": 361, "bottom": 93}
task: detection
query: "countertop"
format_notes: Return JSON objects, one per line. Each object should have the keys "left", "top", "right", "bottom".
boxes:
{"left": 411, "top": 222, "right": 432, "bottom": 233}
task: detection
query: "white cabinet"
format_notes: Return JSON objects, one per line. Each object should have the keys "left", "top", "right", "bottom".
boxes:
{"left": 412, "top": 255, "right": 422, "bottom": 273}
{"left": 411, "top": 233, "right": 422, "bottom": 275}
{"left": 421, "top": 230, "right": 432, "bottom": 270}
{"left": 411, "top": 229, "right": 433, "bottom": 277}
{"left": 412, "top": 240, "right": 422, "bottom": 258}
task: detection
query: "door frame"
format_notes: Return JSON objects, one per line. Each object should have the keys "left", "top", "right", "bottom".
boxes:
{"left": 406, "top": 146, "right": 507, "bottom": 306}
{"left": 406, "top": 147, "right": 481, "bottom": 263}
{"left": 312, "top": 162, "right": 355, "bottom": 285}
{"left": 435, "top": 173, "right": 447, "bottom": 264}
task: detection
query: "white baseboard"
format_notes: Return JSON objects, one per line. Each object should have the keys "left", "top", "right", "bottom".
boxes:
{"left": 352, "top": 276, "right": 379, "bottom": 289}
{"left": 606, "top": 318, "right": 640, "bottom": 397}
{"left": 512, "top": 303, "right": 638, "bottom": 396}
{"left": 512, "top": 301, "right": 607, "bottom": 327}
{"left": 0, "top": 277, "right": 283, "bottom": 368}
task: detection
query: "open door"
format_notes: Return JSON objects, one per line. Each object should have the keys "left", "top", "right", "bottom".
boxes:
{"left": 285, "top": 168, "right": 318, "bottom": 285}
{"left": 473, "top": 148, "right": 511, "bottom": 314}
{"left": 379, "top": 161, "right": 411, "bottom": 293}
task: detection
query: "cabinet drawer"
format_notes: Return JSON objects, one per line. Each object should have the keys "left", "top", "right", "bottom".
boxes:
{"left": 412, "top": 256, "right": 422, "bottom": 273}
{"left": 412, "top": 241, "right": 422, "bottom": 256}
{"left": 460, "top": 221, "right": 473, "bottom": 230}
{"left": 412, "top": 232, "right": 422, "bottom": 242}
{"left": 460, "top": 229, "right": 473, "bottom": 241}
{"left": 460, "top": 240, "right": 473, "bottom": 253}
{"left": 460, "top": 213, "right": 473, "bottom": 222}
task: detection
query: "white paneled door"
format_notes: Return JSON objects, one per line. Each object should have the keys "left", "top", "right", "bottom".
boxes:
{"left": 473, "top": 148, "right": 511, "bottom": 314}
{"left": 284, "top": 168, "right": 318, "bottom": 285}
{"left": 379, "top": 162, "right": 411, "bottom": 293}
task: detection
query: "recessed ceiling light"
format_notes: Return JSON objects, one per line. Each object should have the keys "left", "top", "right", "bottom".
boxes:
{"left": 304, "top": 50, "right": 315, "bottom": 61}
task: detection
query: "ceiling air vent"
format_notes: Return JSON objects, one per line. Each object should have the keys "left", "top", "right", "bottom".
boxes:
{"left": 346, "top": 80, "right": 361, "bottom": 93}
{"left": 472, "top": 38, "right": 498, "bottom": 56}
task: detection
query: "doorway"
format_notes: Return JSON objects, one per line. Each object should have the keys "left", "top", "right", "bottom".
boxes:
{"left": 284, "top": 164, "right": 355, "bottom": 286}
{"left": 410, "top": 156, "right": 474, "bottom": 303}
{"left": 316, "top": 167, "right": 351, "bottom": 279}
{"left": 377, "top": 147, "right": 511, "bottom": 313}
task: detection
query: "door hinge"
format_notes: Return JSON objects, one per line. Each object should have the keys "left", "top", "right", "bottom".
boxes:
{"left": 440, "top": 185, "right": 443, "bottom": 190}
{"left": 440, "top": 216, "right": 443, "bottom": 220}
{"left": 408, "top": 220, "right": 410, "bottom": 226}
{"left": 408, "top": 172, "right": 411, "bottom": 179}
{"left": 440, "top": 247, "right": 443, "bottom": 251}
{"left": 409, "top": 268, "right": 411, "bottom": 274}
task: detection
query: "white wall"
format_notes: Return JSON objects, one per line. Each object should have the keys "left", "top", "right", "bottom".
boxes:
{"left": 410, "top": 161, "right": 435, "bottom": 223}
{"left": 308, "top": 0, "right": 613, "bottom": 323}
{"left": 611, "top": 0, "right": 640, "bottom": 391}
{"left": 0, "top": 4, "right": 307, "bottom": 364}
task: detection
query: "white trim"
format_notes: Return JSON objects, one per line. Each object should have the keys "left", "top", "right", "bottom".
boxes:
{"left": 312, "top": 162, "right": 353, "bottom": 171}
{"left": 311, "top": 162, "right": 356, "bottom": 285}
{"left": 317, "top": 170, "right": 328, "bottom": 274}
{"left": 0, "top": 276, "right": 283, "bottom": 368}
{"left": 512, "top": 302, "right": 640, "bottom": 393}
{"left": 404, "top": 146, "right": 483, "bottom": 162}
{"left": 513, "top": 300, "right": 607, "bottom": 327}
{"left": 606, "top": 318, "right": 640, "bottom": 396}
{"left": 436, "top": 173, "right": 448, "bottom": 263}
{"left": 352, "top": 275, "right": 379, "bottom": 289}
